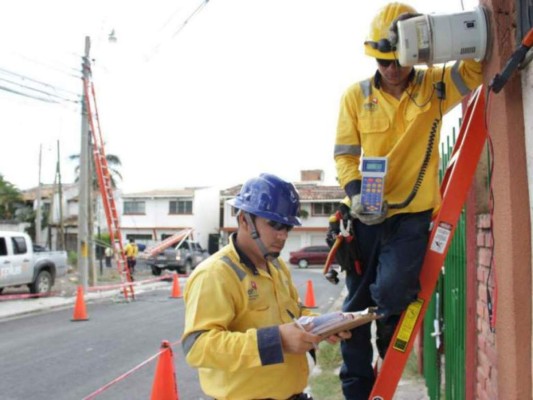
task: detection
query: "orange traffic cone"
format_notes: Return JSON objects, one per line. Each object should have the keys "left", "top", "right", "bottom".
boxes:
{"left": 170, "top": 274, "right": 182, "bottom": 299}
{"left": 304, "top": 280, "right": 318, "bottom": 308}
{"left": 71, "top": 285, "right": 89, "bottom": 321}
{"left": 151, "top": 340, "right": 179, "bottom": 400}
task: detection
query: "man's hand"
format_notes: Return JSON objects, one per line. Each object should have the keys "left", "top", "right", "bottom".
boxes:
{"left": 350, "top": 194, "right": 388, "bottom": 225}
{"left": 279, "top": 323, "right": 321, "bottom": 354}
{"left": 324, "top": 330, "right": 352, "bottom": 345}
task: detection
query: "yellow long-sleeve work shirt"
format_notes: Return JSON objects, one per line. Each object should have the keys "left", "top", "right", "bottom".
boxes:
{"left": 181, "top": 233, "right": 315, "bottom": 400}
{"left": 334, "top": 59, "right": 483, "bottom": 217}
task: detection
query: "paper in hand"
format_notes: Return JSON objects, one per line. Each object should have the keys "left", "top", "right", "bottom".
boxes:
{"left": 298, "top": 307, "right": 381, "bottom": 338}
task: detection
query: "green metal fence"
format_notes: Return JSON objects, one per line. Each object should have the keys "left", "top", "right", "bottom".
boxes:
{"left": 423, "top": 127, "right": 467, "bottom": 399}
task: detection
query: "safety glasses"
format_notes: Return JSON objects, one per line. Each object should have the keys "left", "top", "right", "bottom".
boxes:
{"left": 267, "top": 220, "right": 293, "bottom": 232}
{"left": 376, "top": 58, "right": 401, "bottom": 68}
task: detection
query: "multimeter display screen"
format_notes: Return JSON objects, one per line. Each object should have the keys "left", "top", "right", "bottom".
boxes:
{"left": 363, "top": 161, "right": 386, "bottom": 172}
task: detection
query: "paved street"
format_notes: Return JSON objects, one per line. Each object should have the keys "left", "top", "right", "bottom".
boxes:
{"left": 0, "top": 267, "right": 428, "bottom": 399}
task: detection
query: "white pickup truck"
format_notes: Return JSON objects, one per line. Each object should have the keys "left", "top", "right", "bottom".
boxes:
{"left": 0, "top": 231, "right": 68, "bottom": 294}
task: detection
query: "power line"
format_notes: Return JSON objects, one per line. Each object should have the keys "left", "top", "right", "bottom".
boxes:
{"left": 12, "top": 51, "right": 81, "bottom": 80}
{"left": 0, "top": 84, "right": 60, "bottom": 104}
{"left": 145, "top": 0, "right": 210, "bottom": 61}
{"left": 0, "top": 75, "right": 79, "bottom": 104}
{"left": 0, "top": 65, "right": 81, "bottom": 105}
{"left": 0, "top": 66, "right": 80, "bottom": 98}
{"left": 171, "top": 0, "right": 210, "bottom": 39}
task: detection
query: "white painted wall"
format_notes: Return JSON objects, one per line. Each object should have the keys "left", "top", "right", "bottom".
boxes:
{"left": 0, "top": 222, "right": 27, "bottom": 232}
{"left": 193, "top": 187, "right": 220, "bottom": 249}
{"left": 121, "top": 197, "right": 195, "bottom": 230}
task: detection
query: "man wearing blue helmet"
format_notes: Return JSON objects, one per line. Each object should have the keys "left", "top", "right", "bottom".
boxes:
{"left": 181, "top": 173, "right": 350, "bottom": 400}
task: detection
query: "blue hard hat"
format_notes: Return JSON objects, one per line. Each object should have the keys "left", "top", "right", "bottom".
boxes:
{"left": 228, "top": 173, "right": 302, "bottom": 226}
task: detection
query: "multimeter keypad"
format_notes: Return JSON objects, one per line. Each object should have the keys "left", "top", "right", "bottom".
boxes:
{"left": 361, "top": 177, "right": 384, "bottom": 213}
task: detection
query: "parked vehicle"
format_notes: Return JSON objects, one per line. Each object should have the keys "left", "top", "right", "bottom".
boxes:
{"left": 289, "top": 245, "right": 331, "bottom": 269}
{"left": 0, "top": 231, "right": 68, "bottom": 294}
{"left": 145, "top": 240, "right": 209, "bottom": 276}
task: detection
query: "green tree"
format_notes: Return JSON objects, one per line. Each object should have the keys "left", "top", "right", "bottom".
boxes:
{"left": 69, "top": 149, "right": 123, "bottom": 189}
{"left": 0, "top": 174, "right": 23, "bottom": 219}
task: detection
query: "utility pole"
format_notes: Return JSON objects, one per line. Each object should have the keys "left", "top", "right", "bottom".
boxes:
{"left": 56, "top": 140, "right": 65, "bottom": 250}
{"left": 35, "top": 144, "right": 43, "bottom": 245}
{"left": 78, "top": 36, "right": 91, "bottom": 291}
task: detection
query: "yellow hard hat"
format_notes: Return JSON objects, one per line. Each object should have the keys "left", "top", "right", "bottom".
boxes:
{"left": 364, "top": 2, "right": 418, "bottom": 60}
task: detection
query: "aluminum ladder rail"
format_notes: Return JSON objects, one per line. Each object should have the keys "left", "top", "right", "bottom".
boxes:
{"left": 369, "top": 85, "right": 488, "bottom": 399}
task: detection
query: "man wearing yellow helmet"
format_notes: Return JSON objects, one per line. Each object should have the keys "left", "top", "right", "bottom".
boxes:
{"left": 333, "top": 2, "right": 484, "bottom": 398}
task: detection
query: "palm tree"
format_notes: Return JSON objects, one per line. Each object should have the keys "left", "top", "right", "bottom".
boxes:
{"left": 0, "top": 174, "right": 23, "bottom": 219}
{"left": 69, "top": 148, "right": 123, "bottom": 189}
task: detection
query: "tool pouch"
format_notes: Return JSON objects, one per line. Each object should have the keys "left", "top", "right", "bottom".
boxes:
{"left": 325, "top": 203, "right": 362, "bottom": 274}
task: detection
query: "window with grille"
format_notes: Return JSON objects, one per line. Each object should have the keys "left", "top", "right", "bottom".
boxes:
{"left": 312, "top": 202, "right": 337, "bottom": 216}
{"left": 123, "top": 201, "right": 146, "bottom": 215}
{"left": 169, "top": 199, "right": 193, "bottom": 215}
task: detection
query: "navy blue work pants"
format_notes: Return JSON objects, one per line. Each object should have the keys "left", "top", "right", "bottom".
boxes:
{"left": 339, "top": 210, "right": 432, "bottom": 400}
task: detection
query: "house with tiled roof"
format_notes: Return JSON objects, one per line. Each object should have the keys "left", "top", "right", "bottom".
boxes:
{"left": 22, "top": 170, "right": 343, "bottom": 266}
{"left": 220, "top": 170, "right": 344, "bottom": 262}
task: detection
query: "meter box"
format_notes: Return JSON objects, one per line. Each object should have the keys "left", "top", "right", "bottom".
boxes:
{"left": 360, "top": 157, "right": 388, "bottom": 214}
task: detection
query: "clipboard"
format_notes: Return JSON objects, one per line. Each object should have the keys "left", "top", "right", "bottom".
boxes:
{"left": 303, "top": 307, "right": 381, "bottom": 338}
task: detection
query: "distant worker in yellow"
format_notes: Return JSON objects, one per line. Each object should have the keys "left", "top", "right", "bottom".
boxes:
{"left": 104, "top": 246, "right": 114, "bottom": 268}
{"left": 181, "top": 173, "right": 350, "bottom": 400}
{"left": 123, "top": 238, "right": 138, "bottom": 278}
{"left": 333, "top": 2, "right": 484, "bottom": 398}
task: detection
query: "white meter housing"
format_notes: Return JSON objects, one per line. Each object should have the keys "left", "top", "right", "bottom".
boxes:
{"left": 396, "top": 6, "right": 489, "bottom": 66}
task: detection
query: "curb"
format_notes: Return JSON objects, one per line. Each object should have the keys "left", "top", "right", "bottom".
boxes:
{"left": 0, "top": 279, "right": 173, "bottom": 321}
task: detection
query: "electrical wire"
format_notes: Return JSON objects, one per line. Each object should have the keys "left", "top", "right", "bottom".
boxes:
{"left": 171, "top": 0, "right": 210, "bottom": 39}
{"left": 388, "top": 63, "right": 446, "bottom": 209}
{"left": 0, "top": 84, "right": 59, "bottom": 104}
{"left": 0, "top": 75, "right": 79, "bottom": 104}
{"left": 10, "top": 51, "right": 81, "bottom": 80}
{"left": 145, "top": 0, "right": 210, "bottom": 61}
{"left": 0, "top": 64, "right": 81, "bottom": 106}
{"left": 484, "top": 86, "right": 497, "bottom": 333}
{"left": 0, "top": 66, "right": 78, "bottom": 95}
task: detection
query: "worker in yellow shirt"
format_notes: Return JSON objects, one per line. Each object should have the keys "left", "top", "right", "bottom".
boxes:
{"left": 182, "top": 173, "right": 350, "bottom": 400}
{"left": 333, "top": 3, "right": 484, "bottom": 399}
{"left": 123, "top": 238, "right": 138, "bottom": 278}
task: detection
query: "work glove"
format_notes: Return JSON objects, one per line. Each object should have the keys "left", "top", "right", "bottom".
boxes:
{"left": 350, "top": 194, "right": 388, "bottom": 225}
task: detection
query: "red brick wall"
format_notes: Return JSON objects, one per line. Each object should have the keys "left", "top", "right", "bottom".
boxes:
{"left": 475, "top": 214, "right": 498, "bottom": 399}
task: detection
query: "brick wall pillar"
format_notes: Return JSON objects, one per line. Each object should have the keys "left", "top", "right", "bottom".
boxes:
{"left": 475, "top": 213, "right": 498, "bottom": 399}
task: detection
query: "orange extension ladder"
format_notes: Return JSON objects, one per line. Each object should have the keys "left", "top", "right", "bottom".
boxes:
{"left": 82, "top": 66, "right": 134, "bottom": 301}
{"left": 369, "top": 85, "right": 488, "bottom": 399}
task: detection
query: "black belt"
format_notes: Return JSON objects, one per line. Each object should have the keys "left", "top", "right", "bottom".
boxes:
{"left": 287, "top": 394, "right": 313, "bottom": 400}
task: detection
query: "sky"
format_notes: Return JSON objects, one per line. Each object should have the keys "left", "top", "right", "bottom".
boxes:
{"left": 0, "top": 0, "right": 476, "bottom": 193}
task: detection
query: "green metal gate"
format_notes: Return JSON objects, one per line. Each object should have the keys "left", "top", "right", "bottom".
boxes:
{"left": 423, "top": 129, "right": 468, "bottom": 399}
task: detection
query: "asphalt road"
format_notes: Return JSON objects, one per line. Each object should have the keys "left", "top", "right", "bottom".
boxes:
{"left": 0, "top": 268, "right": 345, "bottom": 400}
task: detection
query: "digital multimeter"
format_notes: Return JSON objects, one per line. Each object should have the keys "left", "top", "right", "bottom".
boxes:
{"left": 360, "top": 157, "right": 388, "bottom": 214}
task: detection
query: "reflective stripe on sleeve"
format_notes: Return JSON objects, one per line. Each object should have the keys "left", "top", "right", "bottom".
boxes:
{"left": 257, "top": 326, "right": 284, "bottom": 365}
{"left": 451, "top": 62, "right": 470, "bottom": 96}
{"left": 182, "top": 330, "right": 207, "bottom": 356}
{"left": 334, "top": 144, "right": 361, "bottom": 157}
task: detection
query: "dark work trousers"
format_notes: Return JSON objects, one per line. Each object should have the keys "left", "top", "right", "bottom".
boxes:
{"left": 339, "top": 210, "right": 432, "bottom": 400}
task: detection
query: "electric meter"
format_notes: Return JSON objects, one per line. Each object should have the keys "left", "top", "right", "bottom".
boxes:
{"left": 396, "top": 6, "right": 489, "bottom": 66}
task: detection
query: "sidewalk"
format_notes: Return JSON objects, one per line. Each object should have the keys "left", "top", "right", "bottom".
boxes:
{"left": 0, "top": 270, "right": 174, "bottom": 321}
